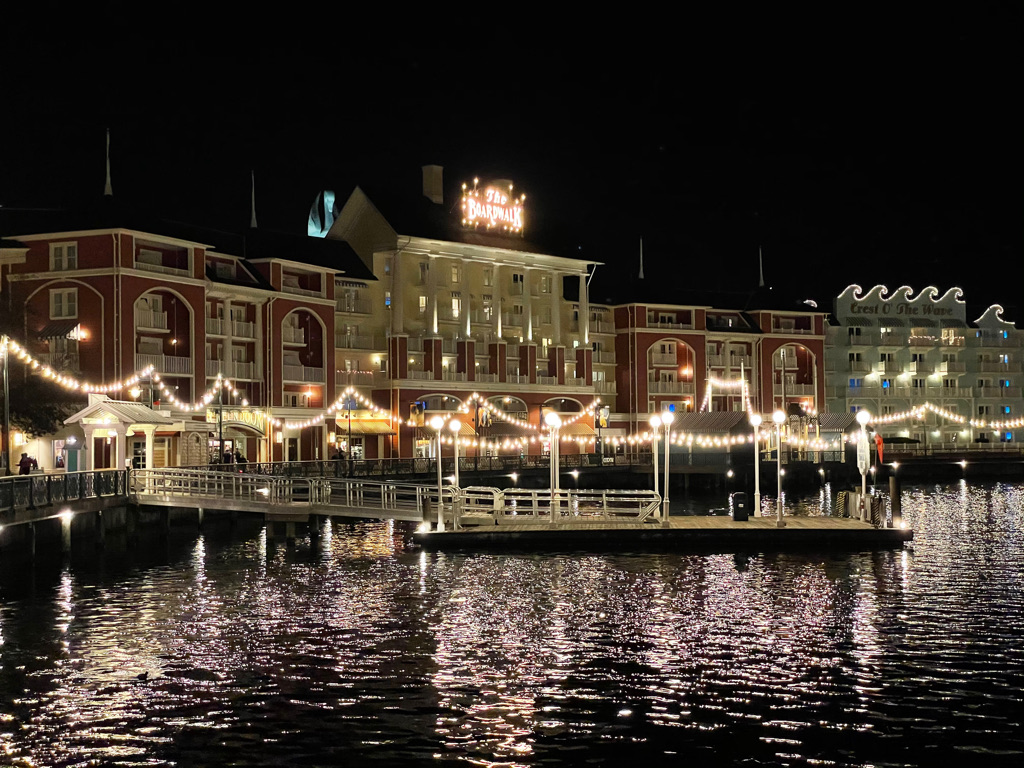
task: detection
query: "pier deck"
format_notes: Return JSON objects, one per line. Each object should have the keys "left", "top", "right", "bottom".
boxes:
{"left": 415, "top": 515, "right": 912, "bottom": 551}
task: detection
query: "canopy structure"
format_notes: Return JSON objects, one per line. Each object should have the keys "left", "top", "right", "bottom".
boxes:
{"left": 65, "top": 394, "right": 174, "bottom": 470}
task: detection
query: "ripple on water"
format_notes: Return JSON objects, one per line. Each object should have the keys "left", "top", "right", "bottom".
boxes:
{"left": 0, "top": 487, "right": 1023, "bottom": 766}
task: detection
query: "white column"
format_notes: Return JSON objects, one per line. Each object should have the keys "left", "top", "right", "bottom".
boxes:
{"left": 492, "top": 264, "right": 502, "bottom": 338}
{"left": 550, "top": 271, "right": 561, "bottom": 345}
{"left": 142, "top": 426, "right": 155, "bottom": 470}
{"left": 392, "top": 250, "right": 405, "bottom": 334}
{"left": 82, "top": 426, "right": 96, "bottom": 470}
{"left": 579, "top": 272, "right": 589, "bottom": 347}
{"left": 524, "top": 268, "right": 533, "bottom": 342}
{"left": 114, "top": 427, "right": 128, "bottom": 470}
{"left": 428, "top": 257, "right": 438, "bottom": 335}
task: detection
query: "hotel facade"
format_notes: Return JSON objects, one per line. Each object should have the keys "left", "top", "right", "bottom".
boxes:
{"left": 3, "top": 168, "right": 1016, "bottom": 471}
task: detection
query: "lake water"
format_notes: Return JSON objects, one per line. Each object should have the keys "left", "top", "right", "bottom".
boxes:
{"left": 1, "top": 481, "right": 1023, "bottom": 767}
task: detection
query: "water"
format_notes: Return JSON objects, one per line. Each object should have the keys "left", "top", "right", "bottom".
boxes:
{"left": 1, "top": 481, "right": 1023, "bottom": 767}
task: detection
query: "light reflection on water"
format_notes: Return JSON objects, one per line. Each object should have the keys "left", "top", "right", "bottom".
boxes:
{"left": 1, "top": 482, "right": 1023, "bottom": 766}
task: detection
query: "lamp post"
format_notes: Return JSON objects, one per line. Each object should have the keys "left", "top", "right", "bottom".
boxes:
{"left": 661, "top": 410, "right": 674, "bottom": 525}
{"left": 429, "top": 415, "right": 446, "bottom": 531}
{"left": 448, "top": 418, "right": 461, "bottom": 489}
{"left": 648, "top": 415, "right": 661, "bottom": 503}
{"left": 856, "top": 408, "right": 871, "bottom": 520}
{"left": 545, "top": 411, "right": 562, "bottom": 525}
{"left": 750, "top": 413, "right": 762, "bottom": 516}
{"left": 772, "top": 409, "right": 786, "bottom": 527}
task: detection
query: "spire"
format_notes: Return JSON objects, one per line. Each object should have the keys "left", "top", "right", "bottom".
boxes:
{"left": 103, "top": 129, "right": 113, "bottom": 196}
{"left": 250, "top": 170, "right": 258, "bottom": 229}
{"left": 758, "top": 246, "right": 765, "bottom": 288}
{"left": 638, "top": 237, "right": 645, "bottom": 280}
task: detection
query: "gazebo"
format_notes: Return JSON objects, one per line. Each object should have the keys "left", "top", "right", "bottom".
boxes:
{"left": 64, "top": 394, "right": 175, "bottom": 470}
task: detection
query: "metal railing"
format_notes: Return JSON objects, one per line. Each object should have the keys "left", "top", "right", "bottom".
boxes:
{"left": 0, "top": 470, "right": 128, "bottom": 520}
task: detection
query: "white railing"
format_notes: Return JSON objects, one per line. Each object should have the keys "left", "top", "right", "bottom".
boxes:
{"left": 136, "top": 353, "right": 192, "bottom": 374}
{"left": 336, "top": 297, "right": 372, "bottom": 314}
{"left": 408, "top": 370, "right": 433, "bottom": 380}
{"left": 336, "top": 371, "right": 376, "bottom": 387}
{"left": 650, "top": 353, "right": 676, "bottom": 366}
{"left": 336, "top": 334, "right": 384, "bottom": 350}
{"left": 442, "top": 371, "right": 467, "bottom": 382}
{"left": 477, "top": 373, "right": 498, "bottom": 383}
{"left": 283, "top": 365, "right": 324, "bottom": 382}
{"left": 537, "top": 375, "right": 556, "bottom": 385}
{"left": 136, "top": 260, "right": 188, "bottom": 276}
{"left": 977, "top": 386, "right": 1021, "bottom": 398}
{"left": 647, "top": 380, "right": 693, "bottom": 394}
{"left": 593, "top": 380, "right": 617, "bottom": 394}
{"left": 206, "top": 317, "right": 224, "bottom": 335}
{"left": 507, "top": 374, "right": 529, "bottom": 384}
{"left": 130, "top": 469, "right": 457, "bottom": 524}
{"left": 594, "top": 351, "right": 615, "bottom": 363}
{"left": 566, "top": 377, "right": 585, "bottom": 387}
{"left": 282, "top": 326, "right": 305, "bottom": 344}
{"left": 458, "top": 487, "right": 661, "bottom": 526}
{"left": 232, "top": 320, "right": 256, "bottom": 338}
{"left": 135, "top": 309, "right": 168, "bottom": 330}
{"left": 281, "top": 284, "right": 322, "bottom": 298}
{"left": 592, "top": 321, "right": 615, "bottom": 334}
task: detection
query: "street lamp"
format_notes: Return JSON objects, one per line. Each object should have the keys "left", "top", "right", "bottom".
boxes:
{"left": 660, "top": 410, "right": 674, "bottom": 525}
{"left": 772, "top": 409, "right": 787, "bottom": 528}
{"left": 750, "top": 413, "right": 762, "bottom": 516}
{"left": 430, "top": 415, "right": 446, "bottom": 531}
{"left": 448, "top": 418, "right": 461, "bottom": 489}
{"left": 545, "top": 411, "right": 562, "bottom": 525}
{"left": 855, "top": 408, "right": 871, "bottom": 520}
{"left": 648, "top": 414, "right": 661, "bottom": 501}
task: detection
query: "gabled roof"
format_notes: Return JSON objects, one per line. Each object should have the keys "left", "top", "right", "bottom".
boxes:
{"left": 817, "top": 412, "right": 858, "bottom": 432}
{"left": 64, "top": 396, "right": 175, "bottom": 427}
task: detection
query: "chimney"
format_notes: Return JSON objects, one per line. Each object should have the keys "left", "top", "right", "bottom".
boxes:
{"left": 422, "top": 165, "right": 444, "bottom": 205}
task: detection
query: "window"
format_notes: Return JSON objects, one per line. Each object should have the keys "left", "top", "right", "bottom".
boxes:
{"left": 880, "top": 353, "right": 894, "bottom": 363}
{"left": 419, "top": 295, "right": 427, "bottom": 314}
{"left": 979, "top": 405, "right": 991, "bottom": 416}
{"left": 483, "top": 268, "right": 493, "bottom": 287}
{"left": 451, "top": 293, "right": 462, "bottom": 319}
{"left": 882, "top": 405, "right": 894, "bottom": 415}
{"left": 913, "top": 378, "right": 925, "bottom": 388}
{"left": 1000, "top": 379, "right": 1011, "bottom": 388}
{"left": 540, "top": 275, "right": 552, "bottom": 293}
{"left": 1003, "top": 406, "right": 1012, "bottom": 415}
{"left": 483, "top": 296, "right": 493, "bottom": 319}
{"left": 419, "top": 262, "right": 429, "bottom": 282}
{"left": 384, "top": 257, "right": 392, "bottom": 275}
{"left": 881, "top": 378, "right": 892, "bottom": 389}
{"left": 943, "top": 379, "right": 957, "bottom": 389}
{"left": 848, "top": 327, "right": 861, "bottom": 337}
{"left": 849, "top": 352, "right": 862, "bottom": 362}
{"left": 451, "top": 265, "right": 461, "bottom": 284}
{"left": 849, "top": 378, "right": 863, "bottom": 388}
{"left": 50, "top": 242, "right": 78, "bottom": 271}
{"left": 512, "top": 272, "right": 524, "bottom": 283}
{"left": 385, "top": 291, "right": 391, "bottom": 307}
{"left": 50, "top": 288, "right": 77, "bottom": 319}
{"left": 911, "top": 353, "right": 924, "bottom": 363}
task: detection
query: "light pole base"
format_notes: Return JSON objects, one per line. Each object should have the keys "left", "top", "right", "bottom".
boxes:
{"left": 776, "top": 518, "right": 786, "bottom": 528}
{"left": 661, "top": 501, "right": 671, "bottom": 527}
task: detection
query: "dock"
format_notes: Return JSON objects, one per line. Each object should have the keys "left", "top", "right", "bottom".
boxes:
{"left": 413, "top": 514, "right": 913, "bottom": 551}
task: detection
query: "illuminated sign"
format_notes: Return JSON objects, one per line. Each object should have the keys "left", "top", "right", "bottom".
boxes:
{"left": 461, "top": 178, "right": 526, "bottom": 235}
{"left": 835, "top": 285, "right": 966, "bottom": 324}
{"left": 206, "top": 409, "right": 266, "bottom": 435}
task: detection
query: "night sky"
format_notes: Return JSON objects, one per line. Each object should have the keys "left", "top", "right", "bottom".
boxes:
{"left": 3, "top": 12, "right": 1020, "bottom": 318}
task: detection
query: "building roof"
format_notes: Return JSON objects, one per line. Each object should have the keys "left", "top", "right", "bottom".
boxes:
{"left": 64, "top": 396, "right": 175, "bottom": 427}
{"left": 671, "top": 412, "right": 751, "bottom": 433}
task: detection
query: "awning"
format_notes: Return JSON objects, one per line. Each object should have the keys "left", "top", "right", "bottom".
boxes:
{"left": 941, "top": 318, "right": 967, "bottom": 328}
{"left": 845, "top": 318, "right": 873, "bottom": 327}
{"left": 341, "top": 420, "right": 396, "bottom": 436}
{"left": 880, "top": 318, "right": 906, "bottom": 327}
{"left": 37, "top": 320, "right": 81, "bottom": 339}
{"left": 559, "top": 422, "right": 596, "bottom": 436}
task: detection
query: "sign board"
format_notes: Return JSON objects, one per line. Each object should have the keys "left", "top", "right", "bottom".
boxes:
{"left": 460, "top": 179, "right": 526, "bottom": 235}
{"left": 857, "top": 433, "right": 870, "bottom": 474}
{"left": 834, "top": 285, "right": 967, "bottom": 326}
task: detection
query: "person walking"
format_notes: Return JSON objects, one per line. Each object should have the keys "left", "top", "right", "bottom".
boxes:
{"left": 17, "top": 453, "right": 37, "bottom": 475}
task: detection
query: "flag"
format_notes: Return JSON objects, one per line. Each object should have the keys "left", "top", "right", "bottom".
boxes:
{"left": 874, "top": 433, "right": 884, "bottom": 464}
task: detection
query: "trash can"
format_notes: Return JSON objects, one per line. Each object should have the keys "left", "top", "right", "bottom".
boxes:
{"left": 731, "top": 492, "right": 748, "bottom": 522}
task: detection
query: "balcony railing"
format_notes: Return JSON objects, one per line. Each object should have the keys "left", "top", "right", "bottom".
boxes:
{"left": 502, "top": 313, "right": 524, "bottom": 327}
{"left": 650, "top": 353, "right": 676, "bottom": 366}
{"left": 39, "top": 352, "right": 80, "bottom": 371}
{"left": 647, "top": 380, "right": 695, "bottom": 394}
{"left": 136, "top": 353, "right": 192, "bottom": 375}
{"left": 282, "top": 327, "right": 305, "bottom": 344}
{"left": 442, "top": 371, "right": 468, "bottom": 382}
{"left": 135, "top": 309, "right": 168, "bottom": 330}
{"left": 594, "top": 380, "right": 617, "bottom": 394}
{"left": 336, "top": 297, "right": 372, "bottom": 314}
{"left": 232, "top": 320, "right": 256, "bottom": 339}
{"left": 977, "top": 362, "right": 1014, "bottom": 373}
{"left": 537, "top": 375, "right": 557, "bottom": 385}
{"left": 206, "top": 317, "right": 224, "bottom": 335}
{"left": 206, "top": 360, "right": 256, "bottom": 379}
{"left": 335, "top": 334, "right": 385, "bottom": 350}
{"left": 477, "top": 373, "right": 498, "bottom": 383}
{"left": 977, "top": 386, "right": 1021, "bottom": 398}
{"left": 336, "top": 371, "right": 376, "bottom": 386}
{"left": 940, "top": 361, "right": 966, "bottom": 373}
{"left": 594, "top": 351, "right": 615, "bottom": 364}
{"left": 778, "top": 384, "right": 815, "bottom": 396}
{"left": 909, "top": 361, "right": 934, "bottom": 374}
{"left": 408, "top": 370, "right": 433, "bottom": 381}
{"left": 507, "top": 374, "right": 529, "bottom": 384}
{"left": 282, "top": 365, "right": 324, "bottom": 382}
{"left": 566, "top": 377, "right": 585, "bottom": 387}
{"left": 592, "top": 321, "right": 616, "bottom": 334}
{"left": 135, "top": 260, "right": 188, "bottom": 276}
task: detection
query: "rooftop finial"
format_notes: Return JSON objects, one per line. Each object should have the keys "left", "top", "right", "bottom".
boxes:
{"left": 250, "top": 170, "right": 257, "bottom": 229}
{"left": 638, "top": 238, "right": 645, "bottom": 280}
{"left": 103, "top": 129, "right": 113, "bottom": 196}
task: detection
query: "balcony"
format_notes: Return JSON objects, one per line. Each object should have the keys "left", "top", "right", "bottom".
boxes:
{"left": 848, "top": 361, "right": 872, "bottom": 373}
{"left": 940, "top": 361, "right": 966, "bottom": 373}
{"left": 647, "top": 380, "right": 695, "bottom": 394}
{"left": 282, "top": 326, "right": 305, "bottom": 345}
{"left": 977, "top": 386, "right": 1021, "bottom": 398}
{"left": 39, "top": 352, "right": 80, "bottom": 371}
{"left": 592, "top": 321, "right": 615, "bottom": 334}
{"left": 335, "top": 334, "right": 384, "bottom": 350}
{"left": 502, "top": 313, "right": 523, "bottom": 328}
{"left": 136, "top": 353, "right": 192, "bottom": 375}
{"left": 477, "top": 373, "right": 498, "bottom": 383}
{"left": 593, "top": 351, "right": 615, "bottom": 364}
{"left": 647, "top": 320, "right": 693, "bottom": 330}
{"left": 909, "top": 361, "right": 934, "bottom": 374}
{"left": 135, "top": 309, "right": 168, "bottom": 331}
{"left": 206, "top": 317, "right": 224, "bottom": 335}
{"left": 848, "top": 333, "right": 879, "bottom": 346}
{"left": 537, "top": 375, "right": 557, "bottom": 385}
{"left": 408, "top": 370, "right": 433, "bottom": 381}
{"left": 206, "top": 360, "right": 256, "bottom": 380}
{"left": 874, "top": 361, "right": 903, "bottom": 375}
{"left": 566, "top": 377, "right": 585, "bottom": 387}
{"left": 909, "top": 336, "right": 938, "bottom": 347}
{"left": 135, "top": 259, "right": 188, "bottom": 276}
{"left": 336, "top": 371, "right": 376, "bottom": 387}
{"left": 336, "top": 297, "right": 372, "bottom": 314}
{"left": 779, "top": 384, "right": 815, "bottom": 396}
{"left": 282, "top": 365, "right": 324, "bottom": 383}
{"left": 441, "top": 371, "right": 468, "bottom": 382}
{"left": 232, "top": 320, "right": 256, "bottom": 339}
{"left": 651, "top": 353, "right": 676, "bottom": 366}
{"left": 977, "top": 362, "right": 1013, "bottom": 373}
{"left": 974, "top": 335, "right": 1012, "bottom": 348}
{"left": 594, "top": 380, "right": 617, "bottom": 394}
{"left": 507, "top": 374, "right": 529, "bottom": 384}
{"left": 509, "top": 283, "right": 525, "bottom": 296}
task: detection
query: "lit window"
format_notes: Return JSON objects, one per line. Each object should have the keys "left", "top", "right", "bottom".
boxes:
{"left": 419, "top": 295, "right": 427, "bottom": 314}
{"left": 451, "top": 265, "right": 461, "bottom": 283}
{"left": 50, "top": 288, "right": 78, "bottom": 319}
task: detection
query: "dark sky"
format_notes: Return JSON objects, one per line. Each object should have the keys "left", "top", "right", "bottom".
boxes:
{"left": 3, "top": 12, "right": 1020, "bottom": 318}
